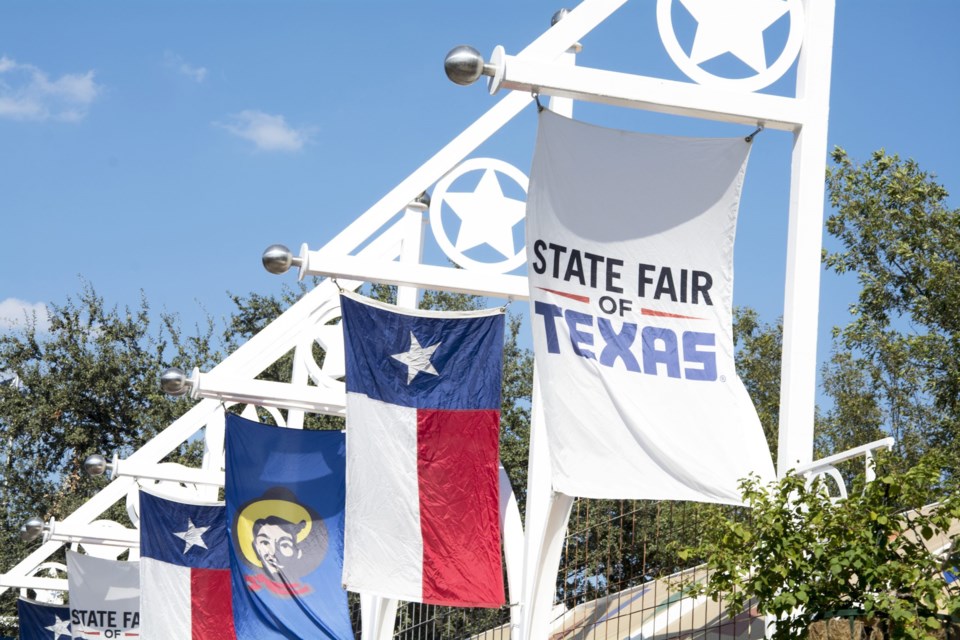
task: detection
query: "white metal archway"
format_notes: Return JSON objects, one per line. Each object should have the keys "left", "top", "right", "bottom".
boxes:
{"left": 3, "top": 3, "right": 839, "bottom": 639}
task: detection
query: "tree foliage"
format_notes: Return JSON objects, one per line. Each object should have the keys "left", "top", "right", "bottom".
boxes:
{"left": 821, "top": 148, "right": 960, "bottom": 472}
{"left": 734, "top": 307, "right": 783, "bottom": 466}
{"left": 689, "top": 147, "right": 960, "bottom": 639}
{"left": 0, "top": 284, "right": 217, "bottom": 519}
{"left": 0, "top": 283, "right": 217, "bottom": 630}
{"left": 687, "top": 456, "right": 960, "bottom": 639}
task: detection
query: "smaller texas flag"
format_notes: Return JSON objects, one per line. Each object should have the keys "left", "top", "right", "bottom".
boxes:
{"left": 17, "top": 597, "right": 72, "bottom": 640}
{"left": 139, "top": 490, "right": 235, "bottom": 639}
{"left": 339, "top": 291, "right": 506, "bottom": 608}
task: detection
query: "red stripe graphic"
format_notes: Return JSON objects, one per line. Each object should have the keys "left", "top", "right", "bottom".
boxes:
{"left": 641, "top": 308, "right": 705, "bottom": 320}
{"left": 191, "top": 567, "right": 236, "bottom": 639}
{"left": 537, "top": 287, "right": 590, "bottom": 303}
{"left": 417, "top": 408, "right": 504, "bottom": 608}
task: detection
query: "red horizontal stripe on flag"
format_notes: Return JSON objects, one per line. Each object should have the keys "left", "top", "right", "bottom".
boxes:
{"left": 191, "top": 567, "right": 235, "bottom": 639}
{"left": 417, "top": 409, "right": 505, "bottom": 608}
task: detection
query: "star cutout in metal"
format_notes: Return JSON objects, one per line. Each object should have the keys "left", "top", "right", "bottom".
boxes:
{"left": 173, "top": 518, "right": 210, "bottom": 553}
{"left": 679, "top": 0, "right": 789, "bottom": 73}
{"left": 391, "top": 332, "right": 441, "bottom": 384}
{"left": 45, "top": 614, "right": 71, "bottom": 640}
{"left": 442, "top": 168, "right": 526, "bottom": 259}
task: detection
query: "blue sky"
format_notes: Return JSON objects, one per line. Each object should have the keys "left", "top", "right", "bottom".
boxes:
{"left": 1, "top": 1, "right": 958, "bottom": 391}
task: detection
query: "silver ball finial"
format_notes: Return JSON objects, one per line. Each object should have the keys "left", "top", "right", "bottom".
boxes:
{"left": 83, "top": 454, "right": 108, "bottom": 477}
{"left": 20, "top": 517, "right": 44, "bottom": 542}
{"left": 160, "top": 367, "right": 189, "bottom": 397}
{"left": 262, "top": 244, "right": 294, "bottom": 275}
{"left": 444, "top": 45, "right": 485, "bottom": 86}
{"left": 551, "top": 8, "right": 571, "bottom": 26}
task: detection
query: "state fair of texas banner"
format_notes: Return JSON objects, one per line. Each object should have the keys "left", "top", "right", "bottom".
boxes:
{"left": 67, "top": 550, "right": 140, "bottom": 639}
{"left": 526, "top": 110, "right": 775, "bottom": 504}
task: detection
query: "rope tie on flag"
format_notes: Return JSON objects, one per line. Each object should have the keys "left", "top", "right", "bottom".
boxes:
{"left": 744, "top": 124, "right": 764, "bottom": 143}
{"left": 533, "top": 92, "right": 544, "bottom": 113}
{"left": 331, "top": 277, "right": 344, "bottom": 292}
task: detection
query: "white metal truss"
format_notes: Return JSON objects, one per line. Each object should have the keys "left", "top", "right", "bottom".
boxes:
{"left": 2, "top": 2, "right": 840, "bottom": 640}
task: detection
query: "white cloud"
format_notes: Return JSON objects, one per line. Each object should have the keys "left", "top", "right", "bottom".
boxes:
{"left": 0, "top": 298, "right": 50, "bottom": 333}
{"left": 216, "top": 110, "right": 314, "bottom": 152}
{"left": 164, "top": 51, "right": 207, "bottom": 83}
{"left": 0, "top": 56, "right": 101, "bottom": 122}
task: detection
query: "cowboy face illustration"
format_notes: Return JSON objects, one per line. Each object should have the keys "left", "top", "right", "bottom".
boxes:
{"left": 252, "top": 516, "right": 306, "bottom": 581}
{"left": 234, "top": 490, "right": 329, "bottom": 597}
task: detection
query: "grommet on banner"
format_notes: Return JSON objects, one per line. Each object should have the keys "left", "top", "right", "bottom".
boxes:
{"left": 745, "top": 124, "right": 764, "bottom": 143}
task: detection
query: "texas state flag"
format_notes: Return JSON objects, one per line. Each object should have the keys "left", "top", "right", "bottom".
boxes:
{"left": 139, "top": 490, "right": 235, "bottom": 639}
{"left": 17, "top": 598, "right": 71, "bottom": 640}
{"left": 339, "top": 291, "right": 506, "bottom": 608}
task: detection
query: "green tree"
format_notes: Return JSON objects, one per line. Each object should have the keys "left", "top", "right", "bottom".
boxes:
{"left": 686, "top": 456, "right": 960, "bottom": 640}
{"left": 0, "top": 283, "right": 217, "bottom": 631}
{"left": 816, "top": 349, "right": 887, "bottom": 466}
{"left": 821, "top": 148, "right": 960, "bottom": 472}
{"left": 734, "top": 307, "right": 783, "bottom": 466}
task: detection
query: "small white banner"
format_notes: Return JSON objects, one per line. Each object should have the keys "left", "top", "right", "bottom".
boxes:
{"left": 67, "top": 550, "right": 140, "bottom": 638}
{"left": 526, "top": 111, "right": 775, "bottom": 504}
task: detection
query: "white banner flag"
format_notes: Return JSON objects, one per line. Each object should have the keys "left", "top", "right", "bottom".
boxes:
{"left": 527, "top": 111, "right": 775, "bottom": 504}
{"left": 67, "top": 550, "right": 140, "bottom": 639}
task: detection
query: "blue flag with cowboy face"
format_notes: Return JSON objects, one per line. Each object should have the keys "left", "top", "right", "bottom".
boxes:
{"left": 17, "top": 598, "right": 72, "bottom": 640}
{"left": 225, "top": 414, "right": 353, "bottom": 640}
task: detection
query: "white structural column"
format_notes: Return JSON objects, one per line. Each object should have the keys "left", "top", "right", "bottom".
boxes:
{"left": 777, "top": 0, "right": 836, "bottom": 475}
{"left": 522, "top": 375, "right": 575, "bottom": 640}
{"left": 395, "top": 200, "right": 428, "bottom": 309}
{"left": 499, "top": 463, "right": 525, "bottom": 636}
{"left": 285, "top": 351, "right": 309, "bottom": 429}
{"left": 199, "top": 404, "right": 226, "bottom": 501}
{"left": 519, "top": 50, "right": 578, "bottom": 640}
{"left": 359, "top": 595, "right": 397, "bottom": 640}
